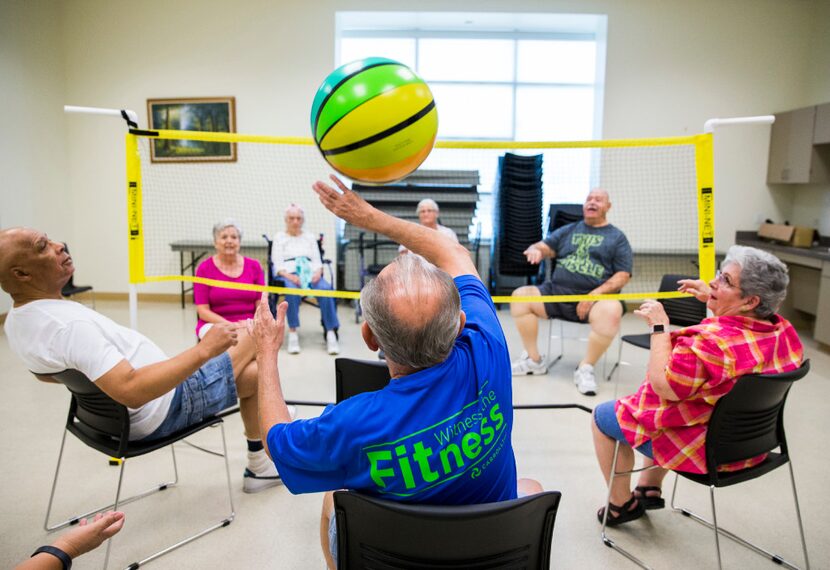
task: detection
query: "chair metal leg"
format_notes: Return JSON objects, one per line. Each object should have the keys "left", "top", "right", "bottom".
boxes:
{"left": 44, "top": 435, "right": 179, "bottom": 533}
{"left": 125, "top": 422, "right": 236, "bottom": 569}
{"left": 670, "top": 472, "right": 808, "bottom": 570}
{"left": 600, "top": 442, "right": 654, "bottom": 569}
{"left": 788, "top": 462, "right": 811, "bottom": 570}
{"left": 103, "top": 458, "right": 128, "bottom": 570}
{"left": 545, "top": 319, "right": 564, "bottom": 367}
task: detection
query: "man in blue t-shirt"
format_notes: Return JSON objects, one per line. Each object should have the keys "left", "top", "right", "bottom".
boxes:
{"left": 249, "top": 175, "right": 541, "bottom": 569}
{"left": 510, "top": 189, "right": 633, "bottom": 396}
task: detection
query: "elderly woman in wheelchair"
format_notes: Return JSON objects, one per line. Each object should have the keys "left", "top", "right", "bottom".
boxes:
{"left": 592, "top": 246, "right": 803, "bottom": 526}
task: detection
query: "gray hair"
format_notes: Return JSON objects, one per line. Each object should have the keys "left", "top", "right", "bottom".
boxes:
{"left": 361, "top": 254, "right": 461, "bottom": 369}
{"left": 284, "top": 203, "right": 305, "bottom": 218}
{"left": 212, "top": 219, "right": 242, "bottom": 240}
{"left": 723, "top": 245, "right": 789, "bottom": 319}
{"left": 416, "top": 199, "right": 439, "bottom": 214}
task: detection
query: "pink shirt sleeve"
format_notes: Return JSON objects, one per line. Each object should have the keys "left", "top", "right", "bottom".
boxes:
{"left": 193, "top": 257, "right": 213, "bottom": 306}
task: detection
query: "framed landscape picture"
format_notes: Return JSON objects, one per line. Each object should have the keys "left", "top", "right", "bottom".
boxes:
{"left": 147, "top": 97, "right": 237, "bottom": 162}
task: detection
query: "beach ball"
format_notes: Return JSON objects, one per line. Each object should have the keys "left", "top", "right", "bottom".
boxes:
{"left": 311, "top": 57, "right": 438, "bottom": 184}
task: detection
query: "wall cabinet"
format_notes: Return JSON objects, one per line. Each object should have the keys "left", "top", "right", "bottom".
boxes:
{"left": 767, "top": 104, "right": 830, "bottom": 184}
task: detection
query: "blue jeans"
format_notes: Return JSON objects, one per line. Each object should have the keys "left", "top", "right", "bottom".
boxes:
{"left": 138, "top": 353, "right": 237, "bottom": 441}
{"left": 593, "top": 400, "right": 653, "bottom": 459}
{"left": 282, "top": 276, "right": 339, "bottom": 331}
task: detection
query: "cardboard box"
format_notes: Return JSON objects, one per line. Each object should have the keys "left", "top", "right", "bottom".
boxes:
{"left": 758, "top": 223, "right": 816, "bottom": 248}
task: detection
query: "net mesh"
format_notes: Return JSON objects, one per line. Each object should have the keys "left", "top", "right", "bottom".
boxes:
{"left": 130, "top": 130, "right": 712, "bottom": 302}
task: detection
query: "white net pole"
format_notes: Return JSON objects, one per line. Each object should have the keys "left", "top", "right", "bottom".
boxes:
{"left": 63, "top": 105, "right": 140, "bottom": 329}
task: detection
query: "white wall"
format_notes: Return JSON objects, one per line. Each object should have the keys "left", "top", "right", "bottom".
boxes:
{"left": 2, "top": 0, "right": 828, "bottom": 299}
{"left": 0, "top": 0, "right": 70, "bottom": 313}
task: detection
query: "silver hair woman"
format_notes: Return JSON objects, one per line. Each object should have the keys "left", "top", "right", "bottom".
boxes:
{"left": 212, "top": 219, "right": 243, "bottom": 241}
{"left": 591, "top": 245, "right": 803, "bottom": 526}
{"left": 361, "top": 253, "right": 461, "bottom": 369}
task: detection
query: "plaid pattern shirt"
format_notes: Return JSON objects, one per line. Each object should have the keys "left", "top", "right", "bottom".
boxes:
{"left": 616, "top": 314, "right": 803, "bottom": 474}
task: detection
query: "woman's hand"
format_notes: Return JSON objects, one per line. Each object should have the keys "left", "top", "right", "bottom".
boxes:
{"left": 634, "top": 299, "right": 669, "bottom": 327}
{"left": 677, "top": 278, "right": 711, "bottom": 303}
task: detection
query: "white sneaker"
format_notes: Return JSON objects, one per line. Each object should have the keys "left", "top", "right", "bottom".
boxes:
{"left": 287, "top": 332, "right": 300, "bottom": 354}
{"left": 511, "top": 351, "right": 549, "bottom": 376}
{"left": 326, "top": 330, "right": 340, "bottom": 355}
{"left": 243, "top": 450, "right": 283, "bottom": 493}
{"left": 574, "top": 364, "right": 598, "bottom": 396}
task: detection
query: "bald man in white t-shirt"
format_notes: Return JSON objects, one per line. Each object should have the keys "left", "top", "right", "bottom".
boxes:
{"left": 0, "top": 227, "right": 283, "bottom": 493}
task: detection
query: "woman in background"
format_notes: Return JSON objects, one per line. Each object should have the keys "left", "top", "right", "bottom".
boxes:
{"left": 194, "top": 220, "right": 264, "bottom": 339}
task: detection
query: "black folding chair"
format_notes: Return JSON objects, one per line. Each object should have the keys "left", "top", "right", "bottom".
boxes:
{"left": 606, "top": 273, "right": 707, "bottom": 384}
{"left": 35, "top": 369, "right": 236, "bottom": 569}
{"left": 601, "top": 361, "right": 811, "bottom": 570}
{"left": 333, "top": 490, "right": 561, "bottom": 569}
{"left": 335, "top": 358, "right": 391, "bottom": 403}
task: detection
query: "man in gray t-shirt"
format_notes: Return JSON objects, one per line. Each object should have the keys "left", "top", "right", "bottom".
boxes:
{"left": 510, "top": 189, "right": 633, "bottom": 396}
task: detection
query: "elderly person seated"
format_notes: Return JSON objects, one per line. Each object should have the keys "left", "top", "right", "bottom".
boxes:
{"left": 194, "top": 220, "right": 264, "bottom": 339}
{"left": 271, "top": 204, "right": 339, "bottom": 355}
{"left": 398, "top": 198, "right": 459, "bottom": 254}
{"left": 592, "top": 245, "right": 803, "bottom": 526}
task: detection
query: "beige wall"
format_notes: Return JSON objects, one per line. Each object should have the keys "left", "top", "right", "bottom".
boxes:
{"left": 0, "top": 0, "right": 70, "bottom": 313}
{"left": 2, "top": 0, "right": 829, "bottom": 301}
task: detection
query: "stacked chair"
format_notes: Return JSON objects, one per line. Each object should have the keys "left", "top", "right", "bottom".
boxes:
{"left": 491, "top": 153, "right": 544, "bottom": 294}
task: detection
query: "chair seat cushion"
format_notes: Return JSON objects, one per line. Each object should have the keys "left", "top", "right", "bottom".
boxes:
{"left": 621, "top": 333, "right": 651, "bottom": 350}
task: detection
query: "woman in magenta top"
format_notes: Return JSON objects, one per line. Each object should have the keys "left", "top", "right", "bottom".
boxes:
{"left": 194, "top": 220, "right": 264, "bottom": 338}
{"left": 592, "top": 246, "right": 803, "bottom": 526}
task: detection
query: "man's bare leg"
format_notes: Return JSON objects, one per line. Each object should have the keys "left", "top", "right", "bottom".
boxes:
{"left": 320, "top": 491, "right": 336, "bottom": 570}
{"left": 226, "top": 330, "right": 260, "bottom": 440}
{"left": 511, "top": 286, "right": 548, "bottom": 362}
{"left": 582, "top": 300, "right": 622, "bottom": 367}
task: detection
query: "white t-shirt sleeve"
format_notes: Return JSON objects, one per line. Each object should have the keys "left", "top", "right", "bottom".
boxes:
{"left": 52, "top": 320, "right": 127, "bottom": 381}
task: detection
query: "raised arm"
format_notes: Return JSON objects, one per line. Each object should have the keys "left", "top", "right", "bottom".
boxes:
{"left": 313, "top": 176, "right": 477, "bottom": 279}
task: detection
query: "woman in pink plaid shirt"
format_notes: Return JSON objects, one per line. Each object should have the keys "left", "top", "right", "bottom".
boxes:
{"left": 592, "top": 246, "right": 803, "bottom": 526}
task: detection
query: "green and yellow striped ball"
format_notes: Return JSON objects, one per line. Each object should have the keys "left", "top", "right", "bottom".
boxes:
{"left": 311, "top": 57, "right": 438, "bottom": 184}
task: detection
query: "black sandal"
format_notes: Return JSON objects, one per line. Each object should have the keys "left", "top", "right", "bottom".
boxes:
{"left": 633, "top": 485, "right": 665, "bottom": 510}
{"left": 597, "top": 495, "right": 646, "bottom": 527}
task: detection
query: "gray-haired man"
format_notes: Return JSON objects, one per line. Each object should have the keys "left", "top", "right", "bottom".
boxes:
{"left": 250, "top": 175, "right": 541, "bottom": 569}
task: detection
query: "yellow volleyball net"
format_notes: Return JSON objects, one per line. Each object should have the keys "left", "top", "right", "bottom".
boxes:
{"left": 125, "top": 128, "right": 714, "bottom": 304}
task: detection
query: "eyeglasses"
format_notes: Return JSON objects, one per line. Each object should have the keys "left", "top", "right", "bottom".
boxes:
{"left": 714, "top": 270, "right": 736, "bottom": 289}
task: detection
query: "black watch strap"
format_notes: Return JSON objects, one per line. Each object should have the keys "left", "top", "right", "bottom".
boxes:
{"left": 651, "top": 324, "right": 667, "bottom": 334}
{"left": 32, "top": 545, "right": 72, "bottom": 570}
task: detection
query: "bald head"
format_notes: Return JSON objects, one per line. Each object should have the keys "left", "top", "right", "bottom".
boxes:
{"left": 361, "top": 254, "right": 461, "bottom": 370}
{"left": 583, "top": 187, "right": 611, "bottom": 226}
{"left": 0, "top": 227, "right": 73, "bottom": 302}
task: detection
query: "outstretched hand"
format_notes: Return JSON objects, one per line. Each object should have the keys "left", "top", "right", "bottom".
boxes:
{"left": 53, "top": 511, "right": 125, "bottom": 559}
{"left": 312, "top": 175, "right": 376, "bottom": 228}
{"left": 248, "top": 294, "right": 287, "bottom": 355}
{"left": 633, "top": 299, "right": 669, "bottom": 327}
{"left": 677, "top": 278, "right": 711, "bottom": 303}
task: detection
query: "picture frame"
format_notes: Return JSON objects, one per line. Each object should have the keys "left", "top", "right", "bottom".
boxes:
{"left": 147, "top": 97, "right": 237, "bottom": 163}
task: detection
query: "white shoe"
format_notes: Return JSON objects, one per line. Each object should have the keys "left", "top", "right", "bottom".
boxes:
{"left": 574, "top": 364, "right": 598, "bottom": 396}
{"left": 243, "top": 450, "right": 283, "bottom": 493}
{"left": 287, "top": 332, "right": 300, "bottom": 354}
{"left": 326, "top": 330, "right": 340, "bottom": 355}
{"left": 511, "top": 351, "right": 549, "bottom": 376}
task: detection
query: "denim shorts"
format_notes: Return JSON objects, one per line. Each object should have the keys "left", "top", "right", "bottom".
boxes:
{"left": 593, "top": 400, "right": 653, "bottom": 459}
{"left": 139, "top": 353, "right": 238, "bottom": 441}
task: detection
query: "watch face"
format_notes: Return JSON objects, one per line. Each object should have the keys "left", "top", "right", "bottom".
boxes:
{"left": 652, "top": 324, "right": 666, "bottom": 333}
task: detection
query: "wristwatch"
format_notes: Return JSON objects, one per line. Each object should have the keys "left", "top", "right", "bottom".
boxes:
{"left": 31, "top": 546, "right": 72, "bottom": 569}
{"left": 650, "top": 324, "right": 667, "bottom": 334}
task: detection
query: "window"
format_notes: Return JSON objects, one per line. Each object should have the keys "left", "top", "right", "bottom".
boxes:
{"left": 336, "top": 12, "right": 608, "bottom": 237}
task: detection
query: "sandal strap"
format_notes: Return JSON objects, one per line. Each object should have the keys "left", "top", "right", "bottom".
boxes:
{"left": 607, "top": 494, "right": 638, "bottom": 514}
{"left": 634, "top": 485, "right": 662, "bottom": 495}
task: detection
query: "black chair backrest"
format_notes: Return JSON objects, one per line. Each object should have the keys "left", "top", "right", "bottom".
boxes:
{"left": 335, "top": 358, "right": 391, "bottom": 403}
{"left": 334, "top": 490, "right": 561, "bottom": 570}
{"left": 547, "top": 203, "right": 583, "bottom": 235}
{"left": 658, "top": 274, "right": 708, "bottom": 327}
{"left": 705, "top": 360, "right": 810, "bottom": 473}
{"left": 35, "top": 369, "right": 131, "bottom": 456}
